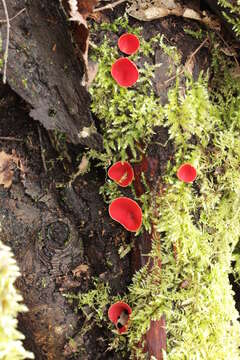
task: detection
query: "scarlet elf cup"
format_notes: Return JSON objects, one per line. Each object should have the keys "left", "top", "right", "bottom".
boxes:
{"left": 109, "top": 197, "right": 142, "bottom": 232}
{"left": 111, "top": 58, "right": 139, "bottom": 87}
{"left": 108, "top": 161, "right": 134, "bottom": 187}
{"left": 108, "top": 301, "right": 132, "bottom": 334}
{"left": 177, "top": 163, "right": 197, "bottom": 183}
{"left": 118, "top": 33, "right": 140, "bottom": 55}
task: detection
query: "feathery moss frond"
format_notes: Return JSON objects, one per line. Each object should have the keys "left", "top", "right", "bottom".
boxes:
{"left": 0, "top": 241, "right": 34, "bottom": 359}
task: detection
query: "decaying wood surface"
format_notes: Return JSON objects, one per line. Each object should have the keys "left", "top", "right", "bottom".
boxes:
{"left": 0, "top": 0, "right": 102, "bottom": 148}
{"left": 0, "top": 101, "right": 130, "bottom": 359}
{"left": 0, "top": 80, "right": 130, "bottom": 359}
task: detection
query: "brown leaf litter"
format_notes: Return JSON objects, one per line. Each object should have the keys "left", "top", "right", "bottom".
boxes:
{"left": 0, "top": 150, "right": 25, "bottom": 188}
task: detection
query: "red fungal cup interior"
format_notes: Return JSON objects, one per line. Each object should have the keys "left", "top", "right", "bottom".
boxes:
{"left": 118, "top": 33, "right": 140, "bottom": 55}
{"left": 118, "top": 326, "right": 127, "bottom": 334}
{"left": 177, "top": 163, "right": 197, "bottom": 183}
{"left": 109, "top": 197, "right": 142, "bottom": 232}
{"left": 111, "top": 58, "right": 139, "bottom": 87}
{"left": 108, "top": 161, "right": 134, "bottom": 187}
{"left": 108, "top": 301, "right": 132, "bottom": 334}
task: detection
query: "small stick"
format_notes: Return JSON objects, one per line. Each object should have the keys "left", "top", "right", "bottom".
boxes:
{"left": 188, "top": 36, "right": 209, "bottom": 61}
{"left": 93, "top": 0, "right": 127, "bottom": 12}
{"left": 1, "top": 0, "right": 10, "bottom": 84}
{"left": 0, "top": 8, "right": 25, "bottom": 23}
{"left": 164, "top": 37, "right": 209, "bottom": 86}
{"left": 0, "top": 136, "right": 23, "bottom": 142}
{"left": 38, "top": 126, "right": 47, "bottom": 173}
{"left": 89, "top": 40, "right": 98, "bottom": 49}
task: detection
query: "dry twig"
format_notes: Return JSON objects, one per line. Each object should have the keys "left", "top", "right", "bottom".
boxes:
{"left": 94, "top": 0, "right": 127, "bottom": 12}
{"left": 0, "top": 136, "right": 23, "bottom": 142}
{"left": 38, "top": 126, "right": 47, "bottom": 173}
{"left": 0, "top": 7, "right": 25, "bottom": 23}
{"left": 164, "top": 37, "right": 209, "bottom": 85}
{"left": 0, "top": 6, "right": 25, "bottom": 83}
{"left": 215, "top": 32, "right": 239, "bottom": 67}
{"left": 1, "top": 0, "right": 10, "bottom": 83}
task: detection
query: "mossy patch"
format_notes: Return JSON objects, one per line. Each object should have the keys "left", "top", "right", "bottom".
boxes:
{"left": 217, "top": 0, "right": 240, "bottom": 37}
{"left": 70, "top": 16, "right": 240, "bottom": 360}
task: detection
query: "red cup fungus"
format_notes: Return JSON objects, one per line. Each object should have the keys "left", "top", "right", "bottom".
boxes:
{"left": 111, "top": 58, "right": 139, "bottom": 87}
{"left": 118, "top": 33, "right": 140, "bottom": 55}
{"left": 109, "top": 197, "right": 142, "bottom": 232}
{"left": 108, "top": 161, "right": 134, "bottom": 187}
{"left": 108, "top": 301, "right": 132, "bottom": 334}
{"left": 177, "top": 163, "right": 197, "bottom": 183}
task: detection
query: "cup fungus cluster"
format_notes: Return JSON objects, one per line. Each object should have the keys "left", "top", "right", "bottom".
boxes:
{"left": 108, "top": 161, "right": 142, "bottom": 233}
{"left": 111, "top": 33, "right": 140, "bottom": 87}
{"left": 107, "top": 162, "right": 137, "bottom": 334}
{"left": 108, "top": 35, "right": 143, "bottom": 235}
{"left": 107, "top": 36, "right": 197, "bottom": 334}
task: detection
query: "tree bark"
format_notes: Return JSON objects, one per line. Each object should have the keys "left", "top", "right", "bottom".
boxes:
{"left": 0, "top": 0, "right": 102, "bottom": 149}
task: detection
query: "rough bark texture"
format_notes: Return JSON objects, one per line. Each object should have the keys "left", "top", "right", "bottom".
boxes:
{"left": 0, "top": 84, "right": 130, "bottom": 359}
{"left": 0, "top": 0, "right": 102, "bottom": 148}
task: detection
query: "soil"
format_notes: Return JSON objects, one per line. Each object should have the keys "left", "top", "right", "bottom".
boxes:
{"left": 0, "top": 2, "right": 239, "bottom": 360}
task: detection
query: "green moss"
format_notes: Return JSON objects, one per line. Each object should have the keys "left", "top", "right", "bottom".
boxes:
{"left": 96, "top": 13, "right": 141, "bottom": 35}
{"left": 64, "top": 278, "right": 111, "bottom": 326}
{"left": 126, "top": 64, "right": 240, "bottom": 360}
{"left": 89, "top": 52, "right": 162, "bottom": 162}
{"left": 84, "top": 15, "right": 240, "bottom": 360}
{"left": 99, "top": 180, "right": 122, "bottom": 204}
{"left": 164, "top": 75, "right": 217, "bottom": 147}
{"left": 218, "top": 0, "right": 240, "bottom": 36}
{"left": 184, "top": 28, "right": 205, "bottom": 40}
{"left": 124, "top": 35, "right": 240, "bottom": 351}
{"left": 89, "top": 24, "right": 178, "bottom": 165}
{"left": 0, "top": 241, "right": 34, "bottom": 359}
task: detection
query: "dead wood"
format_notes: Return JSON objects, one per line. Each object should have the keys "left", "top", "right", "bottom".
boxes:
{"left": 0, "top": 0, "right": 103, "bottom": 149}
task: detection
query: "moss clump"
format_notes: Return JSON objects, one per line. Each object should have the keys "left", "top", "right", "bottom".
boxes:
{"left": 64, "top": 278, "right": 111, "bottom": 326}
{"left": 89, "top": 22, "right": 172, "bottom": 165}
{"left": 99, "top": 180, "right": 122, "bottom": 204}
{"left": 84, "top": 16, "right": 240, "bottom": 360}
{"left": 0, "top": 241, "right": 34, "bottom": 359}
{"left": 89, "top": 49, "right": 162, "bottom": 162}
{"left": 218, "top": 0, "right": 240, "bottom": 36}
{"left": 124, "top": 66, "right": 240, "bottom": 357}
